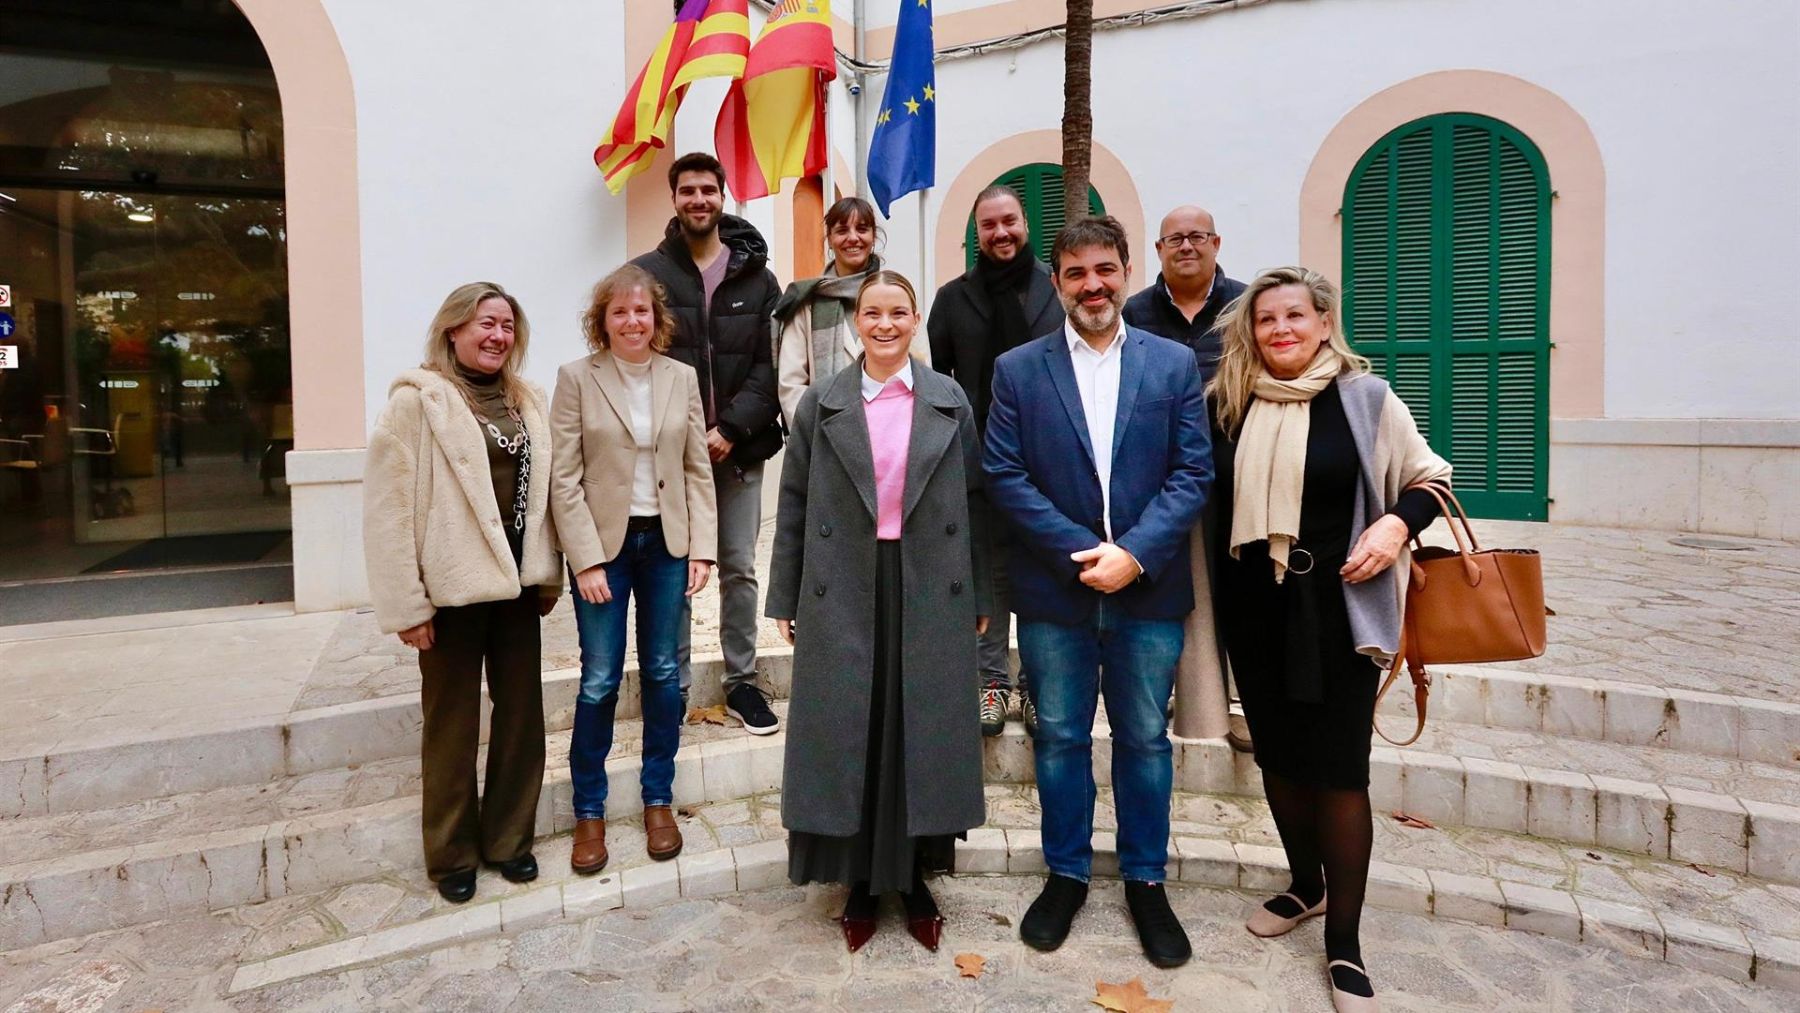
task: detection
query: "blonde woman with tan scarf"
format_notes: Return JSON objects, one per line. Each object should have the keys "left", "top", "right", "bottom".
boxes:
{"left": 1208, "top": 267, "right": 1450, "bottom": 1013}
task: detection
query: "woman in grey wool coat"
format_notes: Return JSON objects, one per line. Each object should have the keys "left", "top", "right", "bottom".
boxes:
{"left": 766, "top": 269, "right": 991, "bottom": 954}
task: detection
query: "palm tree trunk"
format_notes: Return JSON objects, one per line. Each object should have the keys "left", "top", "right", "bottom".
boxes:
{"left": 1061, "top": 0, "right": 1094, "bottom": 219}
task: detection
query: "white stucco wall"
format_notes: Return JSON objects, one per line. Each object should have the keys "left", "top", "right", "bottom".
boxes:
{"left": 320, "top": 0, "right": 631, "bottom": 432}
{"left": 871, "top": 0, "right": 1800, "bottom": 420}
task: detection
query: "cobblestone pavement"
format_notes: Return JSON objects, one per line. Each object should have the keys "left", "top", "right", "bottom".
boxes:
{"left": 289, "top": 519, "right": 1800, "bottom": 710}
{"left": 3, "top": 873, "right": 1785, "bottom": 1012}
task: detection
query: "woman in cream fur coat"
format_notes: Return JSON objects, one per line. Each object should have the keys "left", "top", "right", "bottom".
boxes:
{"left": 364, "top": 282, "right": 560, "bottom": 905}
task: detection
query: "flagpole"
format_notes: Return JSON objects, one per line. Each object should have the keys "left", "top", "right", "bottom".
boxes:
{"left": 917, "top": 188, "right": 932, "bottom": 299}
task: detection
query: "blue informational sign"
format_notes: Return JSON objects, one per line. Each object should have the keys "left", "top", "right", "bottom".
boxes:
{"left": 0, "top": 312, "right": 14, "bottom": 338}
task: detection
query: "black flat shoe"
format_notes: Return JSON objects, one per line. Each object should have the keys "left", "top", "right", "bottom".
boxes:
{"left": 436, "top": 869, "right": 477, "bottom": 904}
{"left": 488, "top": 852, "right": 538, "bottom": 884}
{"left": 1020, "top": 874, "right": 1088, "bottom": 951}
{"left": 1125, "top": 881, "right": 1191, "bottom": 968}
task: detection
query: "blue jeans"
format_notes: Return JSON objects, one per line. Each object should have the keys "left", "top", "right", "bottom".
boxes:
{"left": 1020, "top": 604, "right": 1184, "bottom": 884}
{"left": 569, "top": 523, "right": 688, "bottom": 821}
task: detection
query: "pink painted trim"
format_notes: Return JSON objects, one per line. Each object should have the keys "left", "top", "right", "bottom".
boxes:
{"left": 234, "top": 0, "right": 367, "bottom": 450}
{"left": 1298, "top": 69, "right": 1606, "bottom": 419}
{"left": 933, "top": 130, "right": 1146, "bottom": 295}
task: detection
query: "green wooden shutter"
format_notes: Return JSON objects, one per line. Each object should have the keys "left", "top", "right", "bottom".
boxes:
{"left": 965, "top": 163, "right": 1105, "bottom": 270}
{"left": 1342, "top": 114, "right": 1550, "bottom": 521}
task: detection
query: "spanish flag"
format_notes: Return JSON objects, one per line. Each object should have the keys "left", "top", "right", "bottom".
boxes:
{"left": 595, "top": 0, "right": 752, "bottom": 194}
{"left": 713, "top": 0, "right": 836, "bottom": 202}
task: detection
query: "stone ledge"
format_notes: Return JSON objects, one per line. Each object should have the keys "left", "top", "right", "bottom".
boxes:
{"left": 226, "top": 832, "right": 1800, "bottom": 995}
{"left": 17, "top": 726, "right": 1800, "bottom": 952}
{"left": 1377, "top": 665, "right": 1800, "bottom": 768}
{"left": 2, "top": 651, "right": 796, "bottom": 819}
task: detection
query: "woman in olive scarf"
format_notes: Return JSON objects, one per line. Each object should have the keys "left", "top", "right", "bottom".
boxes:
{"left": 775, "top": 197, "right": 928, "bottom": 425}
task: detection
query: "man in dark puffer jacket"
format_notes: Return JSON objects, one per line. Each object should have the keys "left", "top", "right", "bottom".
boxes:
{"left": 630, "top": 151, "right": 783, "bottom": 734}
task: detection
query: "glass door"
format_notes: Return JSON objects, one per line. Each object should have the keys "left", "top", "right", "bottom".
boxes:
{"left": 0, "top": 187, "right": 291, "bottom": 579}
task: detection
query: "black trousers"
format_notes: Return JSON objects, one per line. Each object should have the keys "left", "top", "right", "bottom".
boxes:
{"left": 417, "top": 590, "right": 546, "bottom": 880}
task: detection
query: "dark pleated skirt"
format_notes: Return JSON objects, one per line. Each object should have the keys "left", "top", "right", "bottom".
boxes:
{"left": 787, "top": 540, "right": 956, "bottom": 894}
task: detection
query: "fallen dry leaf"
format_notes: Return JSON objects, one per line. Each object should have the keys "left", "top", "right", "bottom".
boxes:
{"left": 953, "top": 952, "right": 986, "bottom": 979}
{"left": 1390, "top": 810, "right": 1437, "bottom": 830}
{"left": 685, "top": 704, "right": 728, "bottom": 726}
{"left": 1687, "top": 863, "right": 1717, "bottom": 877}
{"left": 1092, "top": 977, "right": 1173, "bottom": 1013}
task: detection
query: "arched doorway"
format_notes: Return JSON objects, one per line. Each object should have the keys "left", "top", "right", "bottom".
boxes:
{"left": 963, "top": 162, "right": 1104, "bottom": 270}
{"left": 1342, "top": 113, "right": 1552, "bottom": 521}
{"left": 0, "top": 0, "right": 295, "bottom": 617}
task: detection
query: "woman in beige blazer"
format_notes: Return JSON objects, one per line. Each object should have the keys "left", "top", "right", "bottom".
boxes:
{"left": 550, "top": 264, "right": 717, "bottom": 877}
{"left": 363, "top": 282, "right": 560, "bottom": 905}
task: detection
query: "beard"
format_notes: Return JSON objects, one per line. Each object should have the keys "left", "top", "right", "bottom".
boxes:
{"left": 679, "top": 208, "right": 720, "bottom": 238}
{"left": 1066, "top": 292, "right": 1123, "bottom": 335}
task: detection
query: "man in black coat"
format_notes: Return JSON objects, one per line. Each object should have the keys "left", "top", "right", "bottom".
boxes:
{"left": 927, "top": 184, "right": 1064, "bottom": 738}
{"left": 1121, "top": 205, "right": 1246, "bottom": 386}
{"left": 630, "top": 151, "right": 783, "bottom": 734}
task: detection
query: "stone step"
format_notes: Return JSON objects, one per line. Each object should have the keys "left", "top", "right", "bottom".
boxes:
{"left": 987, "top": 720, "right": 1800, "bottom": 884}
{"left": 13, "top": 637, "right": 1791, "bottom": 823}
{"left": 13, "top": 704, "right": 1800, "bottom": 952}
{"left": 1378, "top": 663, "right": 1800, "bottom": 768}
{"left": 0, "top": 709, "right": 787, "bottom": 952}
{"left": 213, "top": 786, "right": 1800, "bottom": 995}
{"left": 0, "top": 651, "right": 795, "bottom": 820}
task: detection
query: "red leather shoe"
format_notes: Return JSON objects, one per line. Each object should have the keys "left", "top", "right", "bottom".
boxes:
{"left": 839, "top": 913, "right": 878, "bottom": 953}
{"left": 906, "top": 912, "right": 944, "bottom": 952}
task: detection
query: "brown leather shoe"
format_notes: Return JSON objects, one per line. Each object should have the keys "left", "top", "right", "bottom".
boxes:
{"left": 644, "top": 805, "right": 683, "bottom": 861}
{"left": 571, "top": 818, "right": 608, "bottom": 875}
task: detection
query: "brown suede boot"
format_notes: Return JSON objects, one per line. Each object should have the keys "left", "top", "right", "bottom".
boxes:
{"left": 571, "top": 818, "right": 608, "bottom": 875}
{"left": 644, "top": 805, "right": 683, "bottom": 861}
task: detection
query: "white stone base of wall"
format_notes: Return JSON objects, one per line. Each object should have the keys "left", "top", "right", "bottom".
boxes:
{"left": 287, "top": 448, "right": 371, "bottom": 613}
{"left": 1550, "top": 418, "right": 1799, "bottom": 539}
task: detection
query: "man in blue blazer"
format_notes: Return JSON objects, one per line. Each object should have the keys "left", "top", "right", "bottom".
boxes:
{"left": 984, "top": 216, "right": 1212, "bottom": 968}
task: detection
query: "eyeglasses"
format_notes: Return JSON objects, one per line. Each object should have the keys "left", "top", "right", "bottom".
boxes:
{"left": 1158, "top": 231, "right": 1216, "bottom": 248}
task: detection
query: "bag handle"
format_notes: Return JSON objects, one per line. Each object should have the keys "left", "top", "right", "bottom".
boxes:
{"left": 1372, "top": 614, "right": 1430, "bottom": 747}
{"left": 1406, "top": 481, "right": 1482, "bottom": 587}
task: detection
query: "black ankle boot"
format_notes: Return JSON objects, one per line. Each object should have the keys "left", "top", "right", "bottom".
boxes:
{"left": 1020, "top": 874, "right": 1088, "bottom": 951}
{"left": 487, "top": 852, "right": 538, "bottom": 884}
{"left": 436, "top": 868, "right": 477, "bottom": 904}
{"left": 1125, "top": 881, "right": 1191, "bottom": 968}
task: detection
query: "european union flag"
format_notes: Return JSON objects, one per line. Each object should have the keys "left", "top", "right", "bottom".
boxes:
{"left": 867, "top": 0, "right": 935, "bottom": 217}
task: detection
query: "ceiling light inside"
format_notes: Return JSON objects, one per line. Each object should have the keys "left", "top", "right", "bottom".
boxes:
{"left": 127, "top": 210, "right": 155, "bottom": 222}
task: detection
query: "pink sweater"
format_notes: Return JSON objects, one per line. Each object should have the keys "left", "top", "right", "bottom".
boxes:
{"left": 864, "top": 378, "right": 914, "bottom": 540}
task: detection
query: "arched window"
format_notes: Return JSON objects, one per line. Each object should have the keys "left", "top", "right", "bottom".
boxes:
{"left": 964, "top": 162, "right": 1103, "bottom": 270}
{"left": 1343, "top": 113, "right": 1550, "bottom": 521}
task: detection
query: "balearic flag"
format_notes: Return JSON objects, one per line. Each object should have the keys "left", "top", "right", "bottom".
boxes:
{"left": 595, "top": 0, "right": 751, "bottom": 194}
{"left": 867, "top": 0, "right": 934, "bottom": 216}
{"left": 713, "top": 0, "right": 836, "bottom": 202}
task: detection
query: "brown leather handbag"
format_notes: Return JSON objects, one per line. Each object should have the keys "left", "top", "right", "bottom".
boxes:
{"left": 1375, "top": 482, "right": 1548, "bottom": 746}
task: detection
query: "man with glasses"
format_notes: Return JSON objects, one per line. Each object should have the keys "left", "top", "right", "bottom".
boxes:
{"left": 1122, "top": 206, "right": 1245, "bottom": 384}
{"left": 1124, "top": 206, "right": 1244, "bottom": 741}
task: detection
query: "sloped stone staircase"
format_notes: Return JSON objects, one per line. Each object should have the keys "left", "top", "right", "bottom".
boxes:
{"left": 4, "top": 646, "right": 1799, "bottom": 999}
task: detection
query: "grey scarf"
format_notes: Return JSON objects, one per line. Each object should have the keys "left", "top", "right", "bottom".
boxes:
{"left": 801, "top": 257, "right": 881, "bottom": 379}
